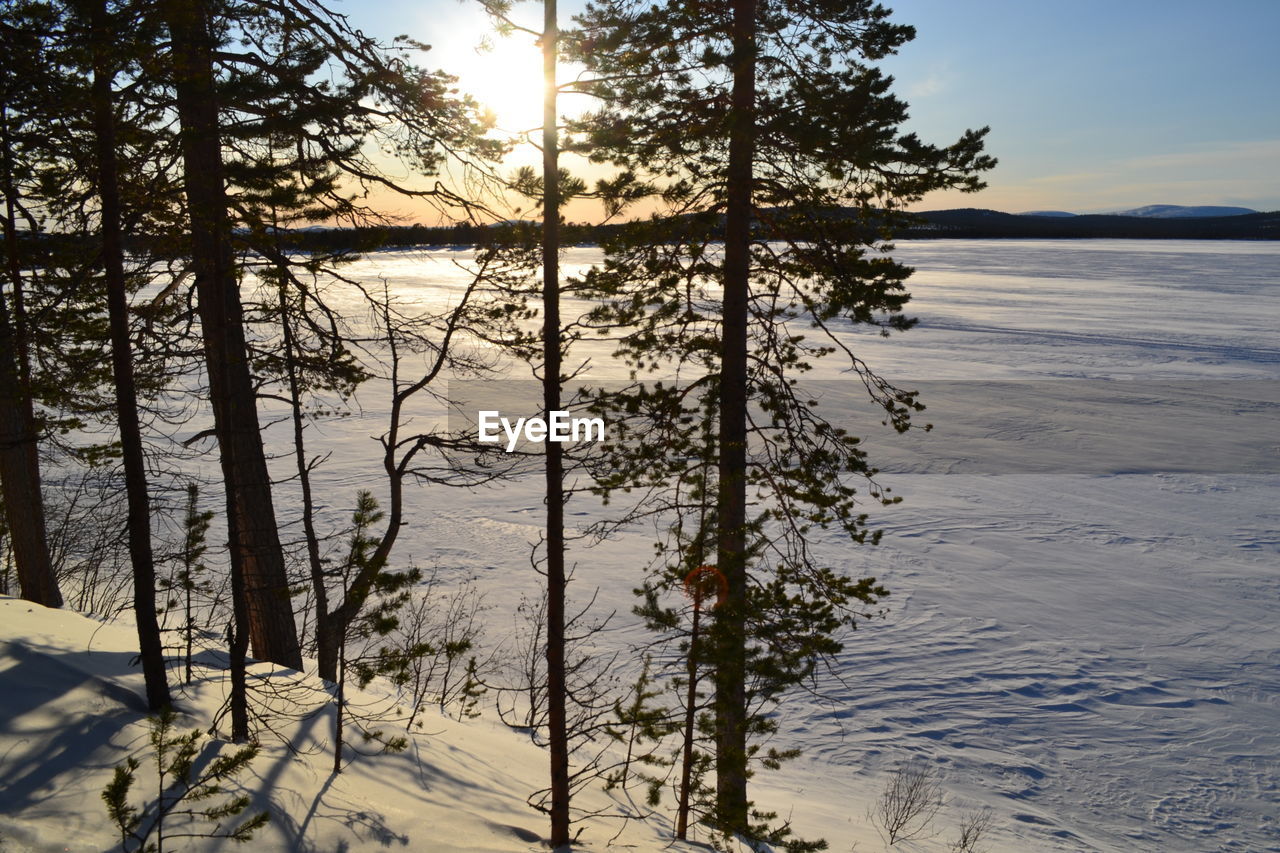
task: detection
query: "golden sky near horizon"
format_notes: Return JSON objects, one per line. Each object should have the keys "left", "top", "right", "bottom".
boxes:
{"left": 354, "top": 0, "right": 1280, "bottom": 224}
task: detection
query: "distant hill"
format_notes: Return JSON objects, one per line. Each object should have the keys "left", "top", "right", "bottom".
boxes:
{"left": 1108, "top": 204, "right": 1258, "bottom": 218}
{"left": 1019, "top": 205, "right": 1259, "bottom": 219}
{"left": 908, "top": 208, "right": 1280, "bottom": 239}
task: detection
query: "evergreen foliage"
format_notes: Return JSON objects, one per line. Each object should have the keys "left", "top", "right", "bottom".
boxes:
{"left": 101, "top": 708, "right": 268, "bottom": 852}
{"left": 158, "top": 483, "right": 216, "bottom": 684}
{"left": 331, "top": 490, "right": 422, "bottom": 769}
{"left": 604, "top": 655, "right": 680, "bottom": 808}
{"left": 565, "top": 0, "right": 995, "bottom": 839}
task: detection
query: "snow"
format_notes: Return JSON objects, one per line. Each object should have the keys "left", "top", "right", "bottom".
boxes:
{"left": 3, "top": 239, "right": 1279, "bottom": 851}
{"left": 1107, "top": 205, "right": 1259, "bottom": 219}
{"left": 0, "top": 597, "right": 686, "bottom": 852}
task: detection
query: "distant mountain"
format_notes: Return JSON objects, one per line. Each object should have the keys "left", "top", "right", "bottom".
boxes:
{"left": 1109, "top": 204, "right": 1258, "bottom": 219}
{"left": 906, "top": 208, "right": 1280, "bottom": 239}
{"left": 1018, "top": 206, "right": 1259, "bottom": 219}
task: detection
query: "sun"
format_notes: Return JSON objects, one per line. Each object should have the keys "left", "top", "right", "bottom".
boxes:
{"left": 408, "top": 3, "right": 589, "bottom": 144}
{"left": 457, "top": 38, "right": 550, "bottom": 136}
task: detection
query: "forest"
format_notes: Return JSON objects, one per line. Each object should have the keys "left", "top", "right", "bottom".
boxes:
{"left": 0, "top": 0, "right": 995, "bottom": 849}
{"left": 170, "top": 207, "right": 1280, "bottom": 253}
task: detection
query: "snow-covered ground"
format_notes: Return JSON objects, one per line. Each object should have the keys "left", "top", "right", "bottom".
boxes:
{"left": 2, "top": 239, "right": 1277, "bottom": 851}
{"left": 0, "top": 596, "right": 685, "bottom": 852}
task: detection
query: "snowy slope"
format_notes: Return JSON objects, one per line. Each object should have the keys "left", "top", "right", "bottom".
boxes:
{"left": 0, "top": 596, "right": 701, "bottom": 852}
{"left": 1019, "top": 207, "right": 1262, "bottom": 219}
{"left": 1108, "top": 205, "right": 1258, "bottom": 219}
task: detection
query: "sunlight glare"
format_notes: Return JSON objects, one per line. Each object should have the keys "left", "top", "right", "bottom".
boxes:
{"left": 460, "top": 38, "right": 549, "bottom": 135}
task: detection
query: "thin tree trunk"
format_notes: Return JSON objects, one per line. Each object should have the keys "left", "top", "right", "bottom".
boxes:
{"left": 542, "top": 0, "right": 570, "bottom": 844}
{"left": 0, "top": 312, "right": 56, "bottom": 608}
{"left": 333, "top": 641, "right": 345, "bottom": 774}
{"left": 161, "top": 0, "right": 301, "bottom": 671}
{"left": 676, "top": 593, "right": 703, "bottom": 839}
{"left": 714, "top": 0, "right": 757, "bottom": 834}
{"left": 318, "top": 295, "right": 402, "bottom": 682}
{"left": 228, "top": 527, "right": 250, "bottom": 742}
{"left": 278, "top": 277, "right": 334, "bottom": 680}
{"left": 184, "top": 553, "right": 193, "bottom": 684}
{"left": 89, "top": 0, "right": 170, "bottom": 711}
{"left": 0, "top": 106, "right": 60, "bottom": 610}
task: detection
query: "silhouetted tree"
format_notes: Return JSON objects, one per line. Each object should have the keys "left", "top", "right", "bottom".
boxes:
{"left": 83, "top": 0, "right": 171, "bottom": 710}
{"left": 476, "top": 0, "right": 574, "bottom": 841}
{"left": 570, "top": 0, "right": 994, "bottom": 839}
{"left": 0, "top": 0, "right": 65, "bottom": 609}
{"left": 162, "top": 0, "right": 303, "bottom": 700}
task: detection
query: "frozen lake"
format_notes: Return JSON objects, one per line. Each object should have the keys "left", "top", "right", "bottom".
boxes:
{"left": 259, "top": 239, "right": 1279, "bottom": 851}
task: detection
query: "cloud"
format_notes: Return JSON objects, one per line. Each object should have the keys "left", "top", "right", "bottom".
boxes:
{"left": 904, "top": 62, "right": 952, "bottom": 99}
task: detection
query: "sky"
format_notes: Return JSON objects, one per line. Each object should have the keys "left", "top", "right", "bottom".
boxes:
{"left": 338, "top": 0, "right": 1280, "bottom": 220}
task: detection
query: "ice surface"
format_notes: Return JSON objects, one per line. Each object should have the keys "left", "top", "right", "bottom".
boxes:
{"left": 2, "top": 239, "right": 1278, "bottom": 851}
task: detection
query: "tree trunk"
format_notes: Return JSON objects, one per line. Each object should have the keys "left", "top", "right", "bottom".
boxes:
{"left": 676, "top": 594, "right": 704, "bottom": 839}
{"left": 89, "top": 0, "right": 170, "bottom": 711}
{"left": 228, "top": 524, "right": 250, "bottom": 742}
{"left": 315, "top": 617, "right": 342, "bottom": 684}
{"left": 714, "top": 0, "right": 757, "bottom": 834}
{"left": 0, "top": 312, "right": 56, "bottom": 609}
{"left": 0, "top": 107, "right": 60, "bottom": 610}
{"left": 332, "top": 641, "right": 345, "bottom": 773}
{"left": 161, "top": 0, "right": 301, "bottom": 671}
{"left": 277, "top": 277, "right": 335, "bottom": 681}
{"left": 542, "top": 0, "right": 570, "bottom": 845}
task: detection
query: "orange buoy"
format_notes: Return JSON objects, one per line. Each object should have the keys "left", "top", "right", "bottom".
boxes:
{"left": 682, "top": 564, "right": 727, "bottom": 609}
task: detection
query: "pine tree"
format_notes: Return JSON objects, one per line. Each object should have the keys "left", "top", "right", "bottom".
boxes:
{"left": 161, "top": 0, "right": 304, "bottom": 686}
{"left": 475, "top": 0, "right": 573, "bottom": 841}
{"left": 164, "top": 483, "right": 214, "bottom": 684}
{"left": 102, "top": 708, "right": 268, "bottom": 851}
{"left": 4, "top": 0, "right": 499, "bottom": 729}
{"left": 157, "top": 0, "right": 498, "bottom": 703}
{"left": 207, "top": 0, "right": 499, "bottom": 687}
{"left": 0, "top": 0, "right": 66, "bottom": 609}
{"left": 539, "top": 0, "right": 572, "bottom": 843}
{"left": 331, "top": 490, "right": 418, "bottom": 773}
{"left": 568, "top": 0, "right": 995, "bottom": 838}
{"left": 78, "top": 0, "right": 172, "bottom": 712}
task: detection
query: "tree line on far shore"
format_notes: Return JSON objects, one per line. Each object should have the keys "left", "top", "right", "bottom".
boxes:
{"left": 175, "top": 206, "right": 1277, "bottom": 255}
